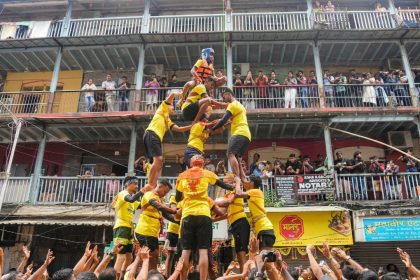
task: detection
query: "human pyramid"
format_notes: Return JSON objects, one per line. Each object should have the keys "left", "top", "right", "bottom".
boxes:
{"left": 111, "top": 48, "right": 276, "bottom": 280}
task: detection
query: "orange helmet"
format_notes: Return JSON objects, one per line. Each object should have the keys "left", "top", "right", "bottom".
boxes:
{"left": 190, "top": 155, "right": 205, "bottom": 168}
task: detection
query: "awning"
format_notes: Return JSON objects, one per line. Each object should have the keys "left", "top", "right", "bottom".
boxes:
{"left": 0, "top": 219, "right": 113, "bottom": 226}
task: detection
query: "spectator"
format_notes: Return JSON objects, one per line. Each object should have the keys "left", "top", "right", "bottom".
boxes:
{"left": 134, "top": 156, "right": 147, "bottom": 176}
{"left": 268, "top": 71, "right": 280, "bottom": 108}
{"left": 301, "top": 156, "right": 314, "bottom": 174}
{"left": 397, "top": 149, "right": 417, "bottom": 172}
{"left": 296, "top": 70, "right": 308, "bottom": 108}
{"left": 243, "top": 71, "right": 256, "bottom": 109}
{"left": 350, "top": 151, "right": 368, "bottom": 200}
{"left": 233, "top": 72, "right": 243, "bottom": 100}
{"left": 204, "top": 155, "right": 216, "bottom": 172}
{"left": 158, "top": 77, "right": 168, "bottom": 103}
{"left": 323, "top": 70, "right": 334, "bottom": 107}
{"left": 249, "top": 153, "right": 261, "bottom": 175}
{"left": 81, "top": 78, "right": 97, "bottom": 112}
{"left": 255, "top": 70, "right": 269, "bottom": 108}
{"left": 144, "top": 73, "right": 160, "bottom": 111}
{"left": 216, "top": 160, "right": 227, "bottom": 176}
{"left": 369, "top": 156, "right": 385, "bottom": 198}
{"left": 308, "top": 70, "right": 318, "bottom": 107}
{"left": 284, "top": 71, "right": 297, "bottom": 109}
{"left": 251, "top": 162, "right": 265, "bottom": 177}
{"left": 375, "top": 3, "right": 387, "bottom": 12}
{"left": 324, "top": 0, "right": 335, "bottom": 12}
{"left": 261, "top": 161, "right": 273, "bottom": 186}
{"left": 394, "top": 70, "right": 411, "bottom": 106}
{"left": 349, "top": 69, "right": 363, "bottom": 107}
{"left": 335, "top": 151, "right": 352, "bottom": 199}
{"left": 101, "top": 74, "right": 117, "bottom": 112}
{"left": 117, "top": 76, "right": 131, "bottom": 111}
{"left": 285, "top": 153, "right": 301, "bottom": 175}
{"left": 105, "top": 172, "right": 119, "bottom": 202}
{"left": 167, "top": 74, "right": 183, "bottom": 107}
{"left": 362, "top": 73, "right": 377, "bottom": 107}
{"left": 374, "top": 73, "right": 388, "bottom": 107}
{"left": 273, "top": 159, "right": 285, "bottom": 175}
{"left": 313, "top": 154, "right": 325, "bottom": 173}
{"left": 334, "top": 72, "right": 348, "bottom": 107}
{"left": 384, "top": 160, "right": 400, "bottom": 200}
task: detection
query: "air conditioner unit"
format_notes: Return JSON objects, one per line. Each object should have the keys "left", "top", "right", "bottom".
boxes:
{"left": 143, "top": 64, "right": 164, "bottom": 76}
{"left": 233, "top": 63, "right": 250, "bottom": 77}
{"left": 388, "top": 58, "right": 403, "bottom": 71}
{"left": 387, "top": 131, "right": 413, "bottom": 148}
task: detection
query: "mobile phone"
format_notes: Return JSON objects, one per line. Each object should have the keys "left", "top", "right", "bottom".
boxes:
{"left": 104, "top": 241, "right": 114, "bottom": 254}
{"left": 262, "top": 250, "right": 277, "bottom": 262}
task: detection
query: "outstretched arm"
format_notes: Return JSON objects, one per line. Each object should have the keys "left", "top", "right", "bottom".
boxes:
{"left": 212, "top": 111, "right": 233, "bottom": 131}
{"left": 214, "top": 179, "right": 234, "bottom": 191}
{"left": 124, "top": 192, "right": 144, "bottom": 203}
{"left": 74, "top": 242, "right": 92, "bottom": 276}
{"left": 28, "top": 250, "right": 55, "bottom": 280}
{"left": 166, "top": 92, "right": 183, "bottom": 104}
{"left": 306, "top": 245, "right": 324, "bottom": 280}
{"left": 398, "top": 248, "right": 420, "bottom": 278}
{"left": 149, "top": 199, "right": 177, "bottom": 215}
{"left": 172, "top": 124, "right": 193, "bottom": 133}
{"left": 18, "top": 245, "right": 31, "bottom": 273}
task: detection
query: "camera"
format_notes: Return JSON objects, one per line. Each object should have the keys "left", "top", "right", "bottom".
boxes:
{"left": 261, "top": 250, "right": 277, "bottom": 262}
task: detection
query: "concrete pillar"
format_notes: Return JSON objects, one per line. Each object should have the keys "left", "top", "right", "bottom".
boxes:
{"left": 312, "top": 42, "right": 325, "bottom": 108}
{"left": 399, "top": 41, "right": 417, "bottom": 106}
{"left": 135, "top": 45, "right": 146, "bottom": 111}
{"left": 61, "top": 0, "right": 74, "bottom": 37}
{"left": 306, "top": 0, "right": 314, "bottom": 28}
{"left": 323, "top": 125, "right": 334, "bottom": 170}
{"left": 226, "top": 42, "right": 233, "bottom": 88}
{"left": 141, "top": 0, "right": 151, "bottom": 33}
{"left": 127, "top": 121, "right": 137, "bottom": 175}
{"left": 47, "top": 47, "right": 63, "bottom": 113}
{"left": 31, "top": 128, "right": 47, "bottom": 203}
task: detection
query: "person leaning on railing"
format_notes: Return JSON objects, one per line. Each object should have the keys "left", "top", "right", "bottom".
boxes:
{"left": 81, "top": 78, "right": 97, "bottom": 112}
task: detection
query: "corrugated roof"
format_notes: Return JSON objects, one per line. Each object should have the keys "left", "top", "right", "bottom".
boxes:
{"left": 0, "top": 219, "right": 113, "bottom": 226}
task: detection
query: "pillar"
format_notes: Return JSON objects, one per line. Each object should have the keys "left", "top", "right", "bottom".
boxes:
{"left": 323, "top": 125, "right": 334, "bottom": 170}
{"left": 135, "top": 45, "right": 146, "bottom": 111}
{"left": 141, "top": 0, "right": 151, "bottom": 33}
{"left": 31, "top": 128, "right": 47, "bottom": 203}
{"left": 127, "top": 121, "right": 137, "bottom": 176}
{"left": 47, "top": 47, "right": 62, "bottom": 113}
{"left": 306, "top": 0, "right": 314, "bottom": 29}
{"left": 387, "top": 0, "right": 397, "bottom": 27}
{"left": 226, "top": 42, "right": 233, "bottom": 88}
{"left": 61, "top": 0, "right": 74, "bottom": 37}
{"left": 312, "top": 42, "right": 325, "bottom": 108}
{"left": 399, "top": 41, "right": 417, "bottom": 106}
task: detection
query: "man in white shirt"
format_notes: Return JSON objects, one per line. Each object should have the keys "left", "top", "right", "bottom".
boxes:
{"left": 102, "top": 74, "right": 117, "bottom": 112}
{"left": 81, "top": 78, "right": 97, "bottom": 112}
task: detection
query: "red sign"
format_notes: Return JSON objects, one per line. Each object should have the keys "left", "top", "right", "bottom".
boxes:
{"left": 279, "top": 215, "right": 304, "bottom": 240}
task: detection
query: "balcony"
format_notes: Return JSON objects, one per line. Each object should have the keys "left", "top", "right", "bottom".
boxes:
{"left": 0, "top": 9, "right": 419, "bottom": 44}
{"left": 1, "top": 172, "right": 419, "bottom": 206}
{"left": 0, "top": 84, "right": 418, "bottom": 117}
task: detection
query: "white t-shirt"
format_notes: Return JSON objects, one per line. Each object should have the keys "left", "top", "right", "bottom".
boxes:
{"left": 81, "top": 83, "right": 97, "bottom": 97}
{"left": 101, "top": 80, "right": 116, "bottom": 97}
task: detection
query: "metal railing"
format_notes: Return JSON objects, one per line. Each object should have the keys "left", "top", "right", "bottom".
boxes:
{"left": 149, "top": 14, "right": 225, "bottom": 33}
{"left": 314, "top": 11, "right": 351, "bottom": 29}
{"left": 397, "top": 8, "right": 420, "bottom": 24}
{"left": 69, "top": 16, "right": 143, "bottom": 36}
{"left": 325, "top": 83, "right": 412, "bottom": 108}
{"left": 335, "top": 173, "right": 420, "bottom": 201}
{"left": 0, "top": 91, "right": 49, "bottom": 115}
{"left": 232, "top": 12, "right": 310, "bottom": 31}
{"left": 314, "top": 11, "right": 394, "bottom": 30}
{"left": 0, "top": 177, "right": 32, "bottom": 204}
{"left": 48, "top": 21, "right": 63, "bottom": 37}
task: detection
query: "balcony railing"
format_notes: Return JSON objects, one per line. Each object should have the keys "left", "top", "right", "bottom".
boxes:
{"left": 149, "top": 14, "right": 225, "bottom": 33}
{"left": 232, "top": 12, "right": 310, "bottom": 31}
{"left": 0, "top": 84, "right": 418, "bottom": 116}
{"left": 314, "top": 11, "right": 394, "bottom": 30}
{"left": 1, "top": 173, "right": 419, "bottom": 206}
{"left": 397, "top": 8, "right": 420, "bottom": 25}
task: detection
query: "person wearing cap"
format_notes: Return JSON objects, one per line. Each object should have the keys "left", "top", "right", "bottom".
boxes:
{"left": 212, "top": 88, "right": 251, "bottom": 184}
{"left": 144, "top": 92, "right": 192, "bottom": 190}
{"left": 175, "top": 155, "right": 236, "bottom": 280}
{"left": 181, "top": 76, "right": 227, "bottom": 123}
{"left": 235, "top": 175, "right": 276, "bottom": 251}
{"left": 111, "top": 176, "right": 144, "bottom": 280}
{"left": 134, "top": 179, "right": 178, "bottom": 271}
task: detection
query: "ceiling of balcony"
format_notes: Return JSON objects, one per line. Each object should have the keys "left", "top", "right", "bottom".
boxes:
{"left": 0, "top": 0, "right": 419, "bottom": 21}
{"left": 0, "top": 41, "right": 419, "bottom": 73}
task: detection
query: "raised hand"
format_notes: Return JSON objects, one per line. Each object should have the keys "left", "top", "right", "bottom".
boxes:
{"left": 139, "top": 247, "right": 150, "bottom": 261}
{"left": 44, "top": 249, "right": 55, "bottom": 266}
{"left": 112, "top": 241, "right": 124, "bottom": 255}
{"left": 322, "top": 241, "right": 332, "bottom": 258}
{"left": 84, "top": 241, "right": 92, "bottom": 257}
{"left": 22, "top": 245, "right": 31, "bottom": 260}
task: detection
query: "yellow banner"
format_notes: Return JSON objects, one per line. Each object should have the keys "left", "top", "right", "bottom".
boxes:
{"left": 267, "top": 211, "right": 353, "bottom": 246}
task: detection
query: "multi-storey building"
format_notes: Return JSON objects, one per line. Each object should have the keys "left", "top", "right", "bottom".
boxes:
{"left": 0, "top": 0, "right": 419, "bottom": 271}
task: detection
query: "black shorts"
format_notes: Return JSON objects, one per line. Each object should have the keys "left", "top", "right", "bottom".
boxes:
{"left": 184, "top": 147, "right": 203, "bottom": 167}
{"left": 182, "top": 102, "right": 199, "bottom": 121}
{"left": 181, "top": 215, "right": 212, "bottom": 250}
{"left": 166, "top": 232, "right": 179, "bottom": 248}
{"left": 143, "top": 130, "right": 162, "bottom": 159}
{"left": 257, "top": 229, "right": 276, "bottom": 249}
{"left": 113, "top": 227, "right": 133, "bottom": 254}
{"left": 227, "top": 135, "right": 250, "bottom": 157}
{"left": 135, "top": 233, "right": 159, "bottom": 252}
{"left": 230, "top": 218, "right": 250, "bottom": 253}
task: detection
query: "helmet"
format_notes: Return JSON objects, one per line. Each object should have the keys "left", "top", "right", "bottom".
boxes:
{"left": 201, "top": 48, "right": 215, "bottom": 64}
{"left": 190, "top": 155, "right": 205, "bottom": 168}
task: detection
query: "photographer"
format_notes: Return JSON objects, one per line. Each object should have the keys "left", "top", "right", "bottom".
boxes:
{"left": 273, "top": 159, "right": 285, "bottom": 176}
{"left": 296, "top": 70, "right": 309, "bottom": 108}
{"left": 334, "top": 72, "right": 348, "bottom": 107}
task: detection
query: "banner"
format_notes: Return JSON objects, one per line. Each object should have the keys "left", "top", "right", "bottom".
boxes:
{"left": 296, "top": 174, "right": 333, "bottom": 195}
{"left": 158, "top": 219, "right": 229, "bottom": 241}
{"left": 362, "top": 216, "right": 420, "bottom": 242}
{"left": 275, "top": 176, "right": 295, "bottom": 200}
{"left": 268, "top": 211, "right": 353, "bottom": 246}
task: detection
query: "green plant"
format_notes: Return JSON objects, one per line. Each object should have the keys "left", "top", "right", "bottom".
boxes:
{"left": 264, "top": 188, "right": 285, "bottom": 208}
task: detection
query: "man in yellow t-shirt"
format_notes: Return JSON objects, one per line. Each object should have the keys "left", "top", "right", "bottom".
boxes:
{"left": 175, "top": 155, "right": 233, "bottom": 280}
{"left": 111, "top": 176, "right": 144, "bottom": 279}
{"left": 212, "top": 88, "right": 251, "bottom": 183}
{"left": 144, "top": 92, "right": 192, "bottom": 189}
{"left": 134, "top": 179, "right": 178, "bottom": 271}
{"left": 164, "top": 194, "right": 182, "bottom": 278}
{"left": 235, "top": 175, "right": 276, "bottom": 250}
